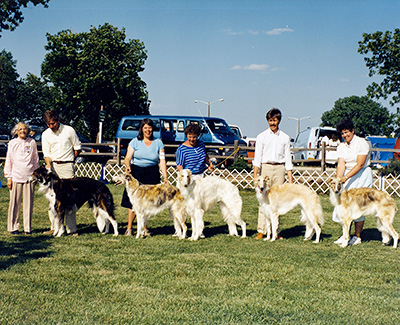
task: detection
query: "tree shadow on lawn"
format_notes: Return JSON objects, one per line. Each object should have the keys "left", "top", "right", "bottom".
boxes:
{"left": 0, "top": 235, "right": 53, "bottom": 271}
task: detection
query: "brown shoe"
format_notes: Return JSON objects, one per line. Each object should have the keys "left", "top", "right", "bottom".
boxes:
{"left": 255, "top": 233, "right": 265, "bottom": 240}
{"left": 70, "top": 232, "right": 79, "bottom": 237}
{"left": 43, "top": 229, "right": 54, "bottom": 235}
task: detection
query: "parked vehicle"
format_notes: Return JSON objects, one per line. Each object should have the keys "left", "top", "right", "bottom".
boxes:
{"left": 32, "top": 131, "right": 115, "bottom": 164}
{"left": 0, "top": 127, "right": 11, "bottom": 158}
{"left": 292, "top": 126, "right": 338, "bottom": 161}
{"left": 229, "top": 124, "right": 256, "bottom": 147}
{"left": 116, "top": 115, "right": 247, "bottom": 164}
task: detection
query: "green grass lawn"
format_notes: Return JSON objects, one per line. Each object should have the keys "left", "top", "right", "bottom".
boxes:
{"left": 1, "top": 185, "right": 400, "bottom": 324}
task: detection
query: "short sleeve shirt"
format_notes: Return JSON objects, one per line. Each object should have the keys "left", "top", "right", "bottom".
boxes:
{"left": 129, "top": 138, "right": 164, "bottom": 167}
{"left": 337, "top": 135, "right": 370, "bottom": 170}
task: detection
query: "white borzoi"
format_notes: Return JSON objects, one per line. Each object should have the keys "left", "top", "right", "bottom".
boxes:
{"left": 254, "top": 175, "right": 324, "bottom": 243}
{"left": 30, "top": 165, "right": 118, "bottom": 237}
{"left": 113, "top": 174, "right": 187, "bottom": 239}
{"left": 177, "top": 169, "right": 246, "bottom": 241}
{"left": 328, "top": 177, "right": 398, "bottom": 248}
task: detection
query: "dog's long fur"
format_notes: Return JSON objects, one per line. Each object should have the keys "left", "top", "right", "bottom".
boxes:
{"left": 113, "top": 174, "right": 187, "bottom": 239}
{"left": 254, "top": 175, "right": 324, "bottom": 243}
{"left": 177, "top": 169, "right": 246, "bottom": 241}
{"left": 30, "top": 165, "right": 118, "bottom": 236}
{"left": 328, "top": 177, "right": 398, "bottom": 248}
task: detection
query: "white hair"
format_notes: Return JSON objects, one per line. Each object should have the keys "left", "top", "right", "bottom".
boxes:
{"left": 11, "top": 122, "right": 30, "bottom": 138}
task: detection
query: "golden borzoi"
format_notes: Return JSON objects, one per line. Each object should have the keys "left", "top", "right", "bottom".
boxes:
{"left": 113, "top": 174, "right": 187, "bottom": 239}
{"left": 177, "top": 169, "right": 246, "bottom": 241}
{"left": 30, "top": 165, "right": 118, "bottom": 237}
{"left": 328, "top": 177, "right": 398, "bottom": 248}
{"left": 254, "top": 175, "right": 324, "bottom": 243}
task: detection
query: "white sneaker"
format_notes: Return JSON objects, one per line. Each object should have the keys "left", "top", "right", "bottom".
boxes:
{"left": 348, "top": 236, "right": 361, "bottom": 246}
{"left": 334, "top": 236, "right": 346, "bottom": 244}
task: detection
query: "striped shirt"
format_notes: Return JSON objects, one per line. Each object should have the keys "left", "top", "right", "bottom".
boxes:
{"left": 176, "top": 140, "right": 207, "bottom": 174}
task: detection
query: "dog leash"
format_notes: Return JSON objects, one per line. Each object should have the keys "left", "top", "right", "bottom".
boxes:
{"left": 212, "top": 146, "right": 241, "bottom": 168}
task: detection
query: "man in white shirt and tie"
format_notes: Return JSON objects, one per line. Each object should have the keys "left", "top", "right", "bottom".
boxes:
{"left": 253, "top": 108, "right": 293, "bottom": 240}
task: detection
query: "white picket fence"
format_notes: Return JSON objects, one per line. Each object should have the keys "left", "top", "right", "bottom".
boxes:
{"left": 1, "top": 162, "right": 400, "bottom": 197}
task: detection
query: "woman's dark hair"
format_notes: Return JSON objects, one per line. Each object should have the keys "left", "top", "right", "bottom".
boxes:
{"left": 336, "top": 118, "right": 354, "bottom": 134}
{"left": 266, "top": 107, "right": 282, "bottom": 122}
{"left": 43, "top": 109, "right": 60, "bottom": 124}
{"left": 184, "top": 123, "right": 201, "bottom": 137}
{"left": 137, "top": 118, "right": 154, "bottom": 140}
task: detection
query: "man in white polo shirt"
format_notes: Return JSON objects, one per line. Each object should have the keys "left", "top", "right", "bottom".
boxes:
{"left": 42, "top": 109, "right": 81, "bottom": 235}
{"left": 253, "top": 107, "right": 294, "bottom": 240}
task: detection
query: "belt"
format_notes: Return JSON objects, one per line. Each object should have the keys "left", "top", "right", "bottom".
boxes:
{"left": 265, "top": 162, "right": 284, "bottom": 166}
{"left": 53, "top": 161, "right": 74, "bottom": 164}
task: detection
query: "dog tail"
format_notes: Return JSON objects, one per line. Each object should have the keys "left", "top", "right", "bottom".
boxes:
{"left": 315, "top": 196, "right": 324, "bottom": 226}
{"left": 94, "top": 185, "right": 115, "bottom": 218}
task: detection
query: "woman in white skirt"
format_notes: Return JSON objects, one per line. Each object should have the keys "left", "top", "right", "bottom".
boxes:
{"left": 333, "top": 118, "right": 373, "bottom": 246}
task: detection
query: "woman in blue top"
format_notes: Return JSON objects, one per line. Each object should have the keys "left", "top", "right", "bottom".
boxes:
{"left": 122, "top": 118, "right": 168, "bottom": 236}
{"left": 176, "top": 123, "right": 214, "bottom": 177}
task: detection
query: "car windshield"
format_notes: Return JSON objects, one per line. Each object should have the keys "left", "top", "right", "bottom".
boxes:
{"left": 206, "top": 119, "right": 234, "bottom": 135}
{"left": 121, "top": 119, "right": 161, "bottom": 131}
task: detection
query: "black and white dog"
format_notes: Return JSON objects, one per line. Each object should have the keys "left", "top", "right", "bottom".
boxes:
{"left": 30, "top": 165, "right": 118, "bottom": 237}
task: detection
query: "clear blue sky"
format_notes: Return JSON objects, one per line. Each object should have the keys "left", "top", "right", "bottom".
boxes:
{"left": 1, "top": 0, "right": 399, "bottom": 139}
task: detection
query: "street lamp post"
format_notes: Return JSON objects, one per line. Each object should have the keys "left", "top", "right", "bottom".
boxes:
{"left": 288, "top": 116, "right": 311, "bottom": 138}
{"left": 194, "top": 98, "right": 224, "bottom": 117}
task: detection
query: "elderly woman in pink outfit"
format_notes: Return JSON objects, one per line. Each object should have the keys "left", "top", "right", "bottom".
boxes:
{"left": 4, "top": 122, "right": 39, "bottom": 235}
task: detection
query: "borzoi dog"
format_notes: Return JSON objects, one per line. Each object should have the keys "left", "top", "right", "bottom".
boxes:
{"left": 30, "top": 165, "right": 118, "bottom": 237}
{"left": 328, "top": 177, "right": 398, "bottom": 248}
{"left": 177, "top": 169, "right": 246, "bottom": 241}
{"left": 254, "top": 175, "right": 324, "bottom": 243}
{"left": 113, "top": 174, "right": 187, "bottom": 239}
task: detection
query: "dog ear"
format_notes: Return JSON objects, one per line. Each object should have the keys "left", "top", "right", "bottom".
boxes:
{"left": 327, "top": 177, "right": 333, "bottom": 185}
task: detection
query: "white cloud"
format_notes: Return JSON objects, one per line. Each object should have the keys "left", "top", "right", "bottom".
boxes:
{"left": 230, "top": 64, "right": 270, "bottom": 71}
{"left": 265, "top": 27, "right": 294, "bottom": 35}
{"left": 245, "top": 64, "right": 269, "bottom": 71}
{"left": 223, "top": 27, "right": 294, "bottom": 36}
{"left": 222, "top": 29, "right": 244, "bottom": 36}
{"left": 248, "top": 30, "right": 260, "bottom": 35}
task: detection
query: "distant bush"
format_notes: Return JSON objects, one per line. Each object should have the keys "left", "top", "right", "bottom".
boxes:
{"left": 228, "top": 157, "right": 252, "bottom": 172}
{"left": 380, "top": 159, "right": 400, "bottom": 176}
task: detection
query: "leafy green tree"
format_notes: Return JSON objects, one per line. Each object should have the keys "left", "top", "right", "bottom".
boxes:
{"left": 0, "top": 49, "right": 20, "bottom": 127}
{"left": 0, "top": 0, "right": 50, "bottom": 37}
{"left": 41, "top": 23, "right": 150, "bottom": 141}
{"left": 320, "top": 96, "right": 393, "bottom": 137}
{"left": 358, "top": 29, "right": 400, "bottom": 106}
{"left": 16, "top": 73, "right": 59, "bottom": 125}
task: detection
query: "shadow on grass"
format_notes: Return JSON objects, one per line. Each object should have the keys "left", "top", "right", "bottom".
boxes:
{"left": 0, "top": 234, "right": 53, "bottom": 270}
{"left": 361, "top": 228, "right": 384, "bottom": 243}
